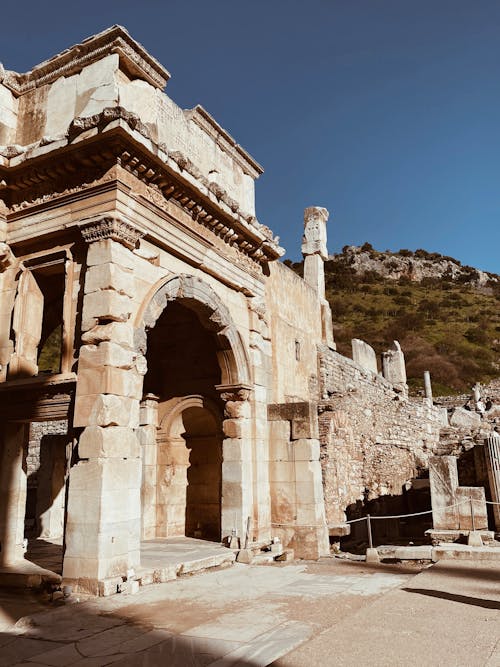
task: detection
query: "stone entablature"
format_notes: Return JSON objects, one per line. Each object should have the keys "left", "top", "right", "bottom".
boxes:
{"left": 0, "top": 26, "right": 270, "bottom": 227}
{"left": 2, "top": 25, "right": 170, "bottom": 95}
{"left": 0, "top": 111, "right": 282, "bottom": 267}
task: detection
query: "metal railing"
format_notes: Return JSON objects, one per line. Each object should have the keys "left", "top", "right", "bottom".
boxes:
{"left": 345, "top": 498, "right": 500, "bottom": 547}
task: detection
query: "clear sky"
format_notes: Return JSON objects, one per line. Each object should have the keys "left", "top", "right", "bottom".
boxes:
{"left": 2, "top": 1, "right": 500, "bottom": 273}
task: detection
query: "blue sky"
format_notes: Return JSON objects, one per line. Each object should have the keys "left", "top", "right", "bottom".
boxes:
{"left": 2, "top": 1, "right": 500, "bottom": 272}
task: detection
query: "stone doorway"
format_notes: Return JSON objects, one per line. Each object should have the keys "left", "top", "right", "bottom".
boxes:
{"left": 156, "top": 400, "right": 223, "bottom": 542}
{"left": 142, "top": 300, "right": 224, "bottom": 543}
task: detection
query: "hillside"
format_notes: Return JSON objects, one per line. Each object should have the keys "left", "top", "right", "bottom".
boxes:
{"left": 285, "top": 244, "right": 500, "bottom": 395}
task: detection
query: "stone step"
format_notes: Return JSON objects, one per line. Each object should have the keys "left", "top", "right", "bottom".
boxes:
{"left": 431, "top": 545, "right": 500, "bottom": 562}
{"left": 135, "top": 549, "right": 236, "bottom": 589}
{"left": 377, "top": 545, "right": 433, "bottom": 561}
{"left": 0, "top": 562, "right": 61, "bottom": 590}
{"left": 377, "top": 542, "right": 500, "bottom": 562}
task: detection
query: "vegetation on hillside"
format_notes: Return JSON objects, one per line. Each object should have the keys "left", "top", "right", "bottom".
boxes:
{"left": 285, "top": 245, "right": 500, "bottom": 395}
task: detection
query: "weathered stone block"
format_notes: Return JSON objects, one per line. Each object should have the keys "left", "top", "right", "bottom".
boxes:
{"left": 221, "top": 438, "right": 246, "bottom": 461}
{"left": 81, "top": 321, "right": 135, "bottom": 347}
{"left": 269, "top": 461, "right": 295, "bottom": 483}
{"left": 291, "top": 414, "right": 319, "bottom": 440}
{"left": 456, "top": 487, "right": 488, "bottom": 530}
{"left": 352, "top": 339, "right": 378, "bottom": 374}
{"left": 86, "top": 239, "right": 136, "bottom": 269}
{"left": 85, "top": 263, "right": 135, "bottom": 297}
{"left": 293, "top": 438, "right": 320, "bottom": 462}
{"left": 81, "top": 291, "right": 132, "bottom": 330}
{"left": 449, "top": 407, "right": 481, "bottom": 428}
{"left": 77, "top": 366, "right": 143, "bottom": 399}
{"left": 223, "top": 419, "right": 244, "bottom": 438}
{"left": 78, "top": 426, "right": 140, "bottom": 459}
{"left": 381, "top": 340, "right": 407, "bottom": 386}
{"left": 73, "top": 394, "right": 140, "bottom": 428}
{"left": 429, "top": 456, "right": 459, "bottom": 530}
{"left": 79, "top": 342, "right": 137, "bottom": 370}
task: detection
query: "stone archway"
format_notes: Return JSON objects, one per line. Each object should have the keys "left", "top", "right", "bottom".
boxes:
{"left": 136, "top": 275, "right": 253, "bottom": 544}
{"left": 153, "top": 395, "right": 223, "bottom": 542}
{"left": 134, "top": 274, "right": 251, "bottom": 388}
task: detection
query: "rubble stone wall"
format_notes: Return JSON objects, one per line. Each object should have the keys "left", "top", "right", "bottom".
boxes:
{"left": 27, "top": 420, "right": 68, "bottom": 484}
{"left": 318, "top": 348, "right": 447, "bottom": 525}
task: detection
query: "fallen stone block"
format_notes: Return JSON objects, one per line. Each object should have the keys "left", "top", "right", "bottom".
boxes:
{"left": 449, "top": 407, "right": 481, "bottom": 428}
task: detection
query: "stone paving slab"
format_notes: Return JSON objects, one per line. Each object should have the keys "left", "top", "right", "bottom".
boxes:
{"left": 0, "top": 560, "right": 425, "bottom": 666}
{"left": 274, "top": 560, "right": 500, "bottom": 667}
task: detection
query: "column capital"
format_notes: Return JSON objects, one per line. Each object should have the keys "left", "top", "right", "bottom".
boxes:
{"left": 302, "top": 206, "right": 329, "bottom": 260}
{"left": 78, "top": 215, "right": 143, "bottom": 249}
{"left": 216, "top": 383, "right": 252, "bottom": 403}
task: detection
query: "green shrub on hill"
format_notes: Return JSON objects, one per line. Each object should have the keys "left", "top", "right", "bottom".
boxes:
{"left": 290, "top": 247, "right": 500, "bottom": 395}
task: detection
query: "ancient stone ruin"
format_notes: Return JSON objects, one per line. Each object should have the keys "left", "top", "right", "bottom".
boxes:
{"left": 0, "top": 27, "right": 497, "bottom": 595}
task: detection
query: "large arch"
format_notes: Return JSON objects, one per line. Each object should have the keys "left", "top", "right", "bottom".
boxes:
{"left": 134, "top": 274, "right": 251, "bottom": 388}
{"left": 135, "top": 274, "right": 254, "bottom": 544}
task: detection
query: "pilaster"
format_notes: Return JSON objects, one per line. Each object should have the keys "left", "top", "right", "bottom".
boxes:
{"left": 64, "top": 216, "right": 144, "bottom": 595}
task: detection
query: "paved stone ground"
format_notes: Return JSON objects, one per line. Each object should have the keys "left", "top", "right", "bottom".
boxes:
{"left": 274, "top": 560, "right": 500, "bottom": 667}
{"left": 0, "top": 558, "right": 497, "bottom": 666}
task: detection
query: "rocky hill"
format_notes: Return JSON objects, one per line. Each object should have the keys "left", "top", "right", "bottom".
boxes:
{"left": 338, "top": 244, "right": 497, "bottom": 288}
{"left": 285, "top": 245, "right": 500, "bottom": 395}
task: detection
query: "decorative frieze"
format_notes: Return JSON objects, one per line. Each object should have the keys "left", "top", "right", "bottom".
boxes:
{"left": 79, "top": 215, "right": 143, "bottom": 250}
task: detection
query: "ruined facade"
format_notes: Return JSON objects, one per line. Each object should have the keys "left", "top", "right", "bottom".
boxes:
{"left": 0, "top": 27, "right": 469, "bottom": 595}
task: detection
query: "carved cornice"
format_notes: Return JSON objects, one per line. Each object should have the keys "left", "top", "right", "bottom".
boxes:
{"left": 67, "top": 107, "right": 150, "bottom": 143}
{"left": 79, "top": 215, "right": 143, "bottom": 249}
{"left": 0, "top": 123, "right": 283, "bottom": 265}
{"left": 3, "top": 25, "right": 170, "bottom": 96}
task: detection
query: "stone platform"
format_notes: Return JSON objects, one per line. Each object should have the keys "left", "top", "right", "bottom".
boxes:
{"left": 1, "top": 537, "right": 236, "bottom": 593}
{"left": 135, "top": 537, "right": 236, "bottom": 588}
{"left": 426, "top": 528, "right": 496, "bottom": 545}
{"left": 376, "top": 542, "right": 500, "bottom": 562}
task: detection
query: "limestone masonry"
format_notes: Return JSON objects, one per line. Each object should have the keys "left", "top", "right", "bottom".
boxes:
{"left": 0, "top": 27, "right": 497, "bottom": 595}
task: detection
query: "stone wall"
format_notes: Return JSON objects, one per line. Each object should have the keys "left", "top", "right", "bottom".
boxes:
{"left": 318, "top": 347, "right": 447, "bottom": 526}
{"left": 27, "top": 420, "right": 68, "bottom": 482}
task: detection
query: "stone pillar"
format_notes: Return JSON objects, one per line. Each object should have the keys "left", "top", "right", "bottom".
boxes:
{"left": 268, "top": 403, "right": 329, "bottom": 559}
{"left": 9, "top": 269, "right": 44, "bottom": 378}
{"left": 485, "top": 433, "right": 500, "bottom": 530}
{"left": 0, "top": 243, "right": 19, "bottom": 382}
{"left": 0, "top": 423, "right": 29, "bottom": 565}
{"left": 429, "top": 456, "right": 459, "bottom": 530}
{"left": 301, "top": 207, "right": 335, "bottom": 350}
{"left": 247, "top": 297, "right": 273, "bottom": 544}
{"left": 138, "top": 394, "right": 159, "bottom": 540}
{"left": 63, "top": 216, "right": 144, "bottom": 595}
{"left": 381, "top": 340, "right": 407, "bottom": 392}
{"left": 156, "top": 431, "right": 190, "bottom": 539}
{"left": 36, "top": 435, "right": 68, "bottom": 539}
{"left": 218, "top": 385, "right": 254, "bottom": 544}
{"left": 424, "top": 371, "right": 433, "bottom": 402}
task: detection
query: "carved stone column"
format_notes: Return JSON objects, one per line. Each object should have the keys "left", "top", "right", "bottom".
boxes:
{"left": 217, "top": 384, "right": 254, "bottom": 544}
{"left": 0, "top": 243, "right": 19, "bottom": 382}
{"left": 301, "top": 207, "right": 335, "bottom": 350}
{"left": 248, "top": 297, "right": 273, "bottom": 543}
{"left": 64, "top": 215, "right": 145, "bottom": 595}
{"left": 0, "top": 423, "right": 29, "bottom": 566}
{"left": 138, "top": 393, "right": 159, "bottom": 540}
